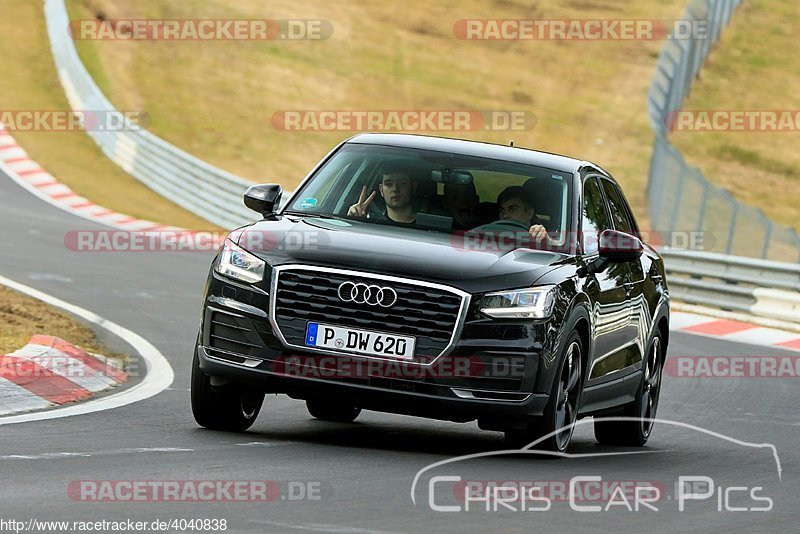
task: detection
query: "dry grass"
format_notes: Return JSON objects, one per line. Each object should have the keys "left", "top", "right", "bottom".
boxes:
{"left": 670, "top": 0, "right": 799, "bottom": 230}
{"left": 0, "top": 286, "right": 123, "bottom": 360}
{"left": 0, "top": 1, "right": 213, "bottom": 229}
{"left": 64, "top": 0, "right": 701, "bottom": 226}
{"left": 5, "top": 1, "right": 792, "bottom": 234}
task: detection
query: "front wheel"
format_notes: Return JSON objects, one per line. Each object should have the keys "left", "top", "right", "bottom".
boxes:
{"left": 191, "top": 351, "right": 264, "bottom": 432}
{"left": 594, "top": 334, "right": 664, "bottom": 446}
{"left": 505, "top": 332, "right": 583, "bottom": 453}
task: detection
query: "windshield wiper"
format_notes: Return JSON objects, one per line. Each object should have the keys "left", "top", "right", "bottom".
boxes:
{"left": 282, "top": 210, "right": 350, "bottom": 222}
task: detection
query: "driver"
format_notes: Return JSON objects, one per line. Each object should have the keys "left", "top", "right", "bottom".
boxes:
{"left": 347, "top": 167, "right": 418, "bottom": 224}
{"left": 496, "top": 185, "right": 549, "bottom": 241}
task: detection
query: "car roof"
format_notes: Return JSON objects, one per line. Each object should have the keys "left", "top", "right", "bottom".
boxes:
{"left": 345, "top": 133, "right": 605, "bottom": 176}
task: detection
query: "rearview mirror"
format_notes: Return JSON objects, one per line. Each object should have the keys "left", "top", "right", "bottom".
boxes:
{"left": 244, "top": 184, "right": 283, "bottom": 219}
{"left": 430, "top": 169, "right": 474, "bottom": 185}
{"left": 598, "top": 229, "right": 644, "bottom": 262}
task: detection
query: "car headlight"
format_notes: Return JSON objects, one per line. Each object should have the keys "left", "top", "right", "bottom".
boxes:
{"left": 214, "top": 239, "right": 265, "bottom": 284}
{"left": 480, "top": 285, "right": 556, "bottom": 319}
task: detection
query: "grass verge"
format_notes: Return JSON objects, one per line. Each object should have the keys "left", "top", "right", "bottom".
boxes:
{"left": 670, "top": 0, "right": 798, "bottom": 230}
{"left": 0, "top": 1, "right": 214, "bottom": 230}
{"left": 0, "top": 285, "right": 124, "bottom": 361}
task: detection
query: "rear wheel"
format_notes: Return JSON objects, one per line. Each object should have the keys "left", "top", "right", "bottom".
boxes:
{"left": 594, "top": 334, "right": 664, "bottom": 446}
{"left": 306, "top": 398, "right": 361, "bottom": 423}
{"left": 191, "top": 352, "right": 264, "bottom": 432}
{"left": 505, "top": 332, "right": 583, "bottom": 453}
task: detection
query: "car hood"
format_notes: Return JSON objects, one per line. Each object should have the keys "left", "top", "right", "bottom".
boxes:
{"left": 235, "top": 217, "right": 571, "bottom": 293}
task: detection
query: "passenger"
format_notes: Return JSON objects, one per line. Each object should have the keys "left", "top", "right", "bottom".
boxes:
{"left": 347, "top": 169, "right": 418, "bottom": 224}
{"left": 412, "top": 171, "right": 440, "bottom": 213}
{"left": 443, "top": 181, "right": 480, "bottom": 230}
{"left": 496, "top": 185, "right": 549, "bottom": 241}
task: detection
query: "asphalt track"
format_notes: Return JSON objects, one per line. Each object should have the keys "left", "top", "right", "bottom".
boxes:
{"left": 0, "top": 170, "right": 798, "bottom": 533}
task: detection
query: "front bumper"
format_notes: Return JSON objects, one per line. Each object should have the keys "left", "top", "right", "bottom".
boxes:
{"left": 197, "top": 271, "right": 560, "bottom": 423}
{"left": 198, "top": 345, "right": 550, "bottom": 423}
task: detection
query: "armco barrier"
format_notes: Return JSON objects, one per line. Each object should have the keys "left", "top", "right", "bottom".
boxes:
{"left": 661, "top": 249, "right": 800, "bottom": 324}
{"left": 44, "top": 0, "right": 257, "bottom": 229}
{"left": 646, "top": 0, "right": 800, "bottom": 262}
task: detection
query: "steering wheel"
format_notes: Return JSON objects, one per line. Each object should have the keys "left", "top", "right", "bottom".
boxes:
{"left": 472, "top": 218, "right": 531, "bottom": 232}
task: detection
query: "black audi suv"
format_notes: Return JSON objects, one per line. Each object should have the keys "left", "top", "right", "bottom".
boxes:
{"left": 192, "top": 133, "right": 669, "bottom": 452}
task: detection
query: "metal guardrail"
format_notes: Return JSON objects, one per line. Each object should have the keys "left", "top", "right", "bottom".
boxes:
{"left": 661, "top": 249, "right": 800, "bottom": 323}
{"left": 646, "top": 0, "right": 800, "bottom": 262}
{"left": 44, "top": 0, "right": 257, "bottom": 229}
{"left": 647, "top": 0, "right": 799, "bottom": 323}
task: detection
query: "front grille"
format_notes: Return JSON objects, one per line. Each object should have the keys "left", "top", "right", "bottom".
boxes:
{"left": 272, "top": 268, "right": 465, "bottom": 363}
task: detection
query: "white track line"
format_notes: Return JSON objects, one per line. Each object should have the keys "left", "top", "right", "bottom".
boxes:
{"left": 0, "top": 158, "right": 120, "bottom": 229}
{"left": 0, "top": 275, "right": 174, "bottom": 426}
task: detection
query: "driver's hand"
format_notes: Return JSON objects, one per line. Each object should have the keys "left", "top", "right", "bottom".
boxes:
{"left": 347, "top": 186, "right": 377, "bottom": 218}
{"left": 528, "top": 224, "right": 548, "bottom": 241}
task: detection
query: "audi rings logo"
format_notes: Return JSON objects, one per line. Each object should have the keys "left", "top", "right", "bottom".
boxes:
{"left": 337, "top": 281, "right": 398, "bottom": 308}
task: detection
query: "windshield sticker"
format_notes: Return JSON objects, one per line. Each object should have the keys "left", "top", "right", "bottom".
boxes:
{"left": 299, "top": 197, "right": 318, "bottom": 208}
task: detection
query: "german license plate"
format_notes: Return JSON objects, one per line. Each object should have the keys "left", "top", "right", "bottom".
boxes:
{"left": 304, "top": 322, "right": 415, "bottom": 360}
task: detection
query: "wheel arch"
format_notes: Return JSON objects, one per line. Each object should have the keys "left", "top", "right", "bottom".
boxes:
{"left": 651, "top": 300, "right": 670, "bottom": 356}
{"left": 565, "top": 292, "right": 593, "bottom": 370}
{"left": 536, "top": 295, "right": 592, "bottom": 394}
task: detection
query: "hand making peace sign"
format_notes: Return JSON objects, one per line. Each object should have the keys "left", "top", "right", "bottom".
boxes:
{"left": 347, "top": 186, "right": 377, "bottom": 218}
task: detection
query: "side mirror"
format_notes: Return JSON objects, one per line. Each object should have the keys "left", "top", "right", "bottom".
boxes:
{"left": 598, "top": 229, "right": 644, "bottom": 262}
{"left": 244, "top": 184, "right": 283, "bottom": 219}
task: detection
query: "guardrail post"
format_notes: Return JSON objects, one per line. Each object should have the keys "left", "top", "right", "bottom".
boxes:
{"left": 725, "top": 203, "right": 739, "bottom": 255}
{"left": 793, "top": 229, "right": 800, "bottom": 263}
{"left": 761, "top": 221, "right": 772, "bottom": 259}
{"left": 695, "top": 180, "right": 709, "bottom": 233}
{"left": 669, "top": 167, "right": 687, "bottom": 232}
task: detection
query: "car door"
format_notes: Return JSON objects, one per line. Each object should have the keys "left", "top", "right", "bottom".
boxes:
{"left": 600, "top": 177, "right": 649, "bottom": 365}
{"left": 581, "top": 175, "right": 636, "bottom": 384}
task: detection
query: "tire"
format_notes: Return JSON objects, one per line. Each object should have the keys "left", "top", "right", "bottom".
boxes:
{"left": 594, "top": 333, "right": 664, "bottom": 446}
{"left": 191, "top": 351, "right": 264, "bottom": 432}
{"left": 306, "top": 398, "right": 361, "bottom": 423}
{"left": 505, "top": 331, "right": 584, "bottom": 453}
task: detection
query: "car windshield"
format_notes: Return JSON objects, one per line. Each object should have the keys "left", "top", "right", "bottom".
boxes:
{"left": 285, "top": 143, "right": 572, "bottom": 250}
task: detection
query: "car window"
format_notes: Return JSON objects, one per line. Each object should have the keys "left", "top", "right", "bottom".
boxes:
{"left": 600, "top": 178, "right": 635, "bottom": 235}
{"left": 582, "top": 176, "right": 610, "bottom": 255}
